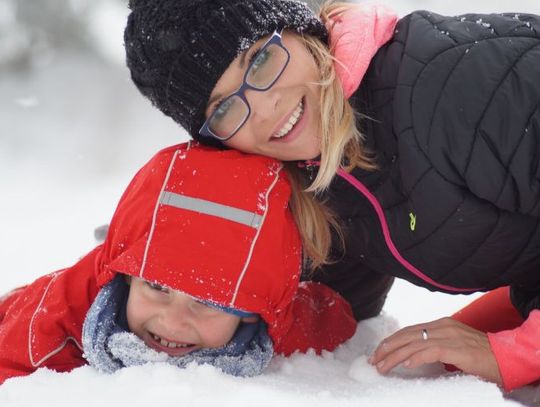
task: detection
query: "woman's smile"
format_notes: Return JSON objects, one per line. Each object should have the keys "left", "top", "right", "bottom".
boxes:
{"left": 270, "top": 97, "right": 306, "bottom": 141}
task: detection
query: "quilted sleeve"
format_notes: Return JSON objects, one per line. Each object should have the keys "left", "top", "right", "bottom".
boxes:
{"left": 510, "top": 281, "right": 540, "bottom": 318}
{"left": 396, "top": 11, "right": 540, "bottom": 216}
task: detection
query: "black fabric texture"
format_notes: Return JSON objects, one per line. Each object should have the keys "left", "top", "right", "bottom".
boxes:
{"left": 309, "top": 11, "right": 540, "bottom": 318}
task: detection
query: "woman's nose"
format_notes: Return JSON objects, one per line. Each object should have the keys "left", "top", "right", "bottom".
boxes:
{"left": 246, "top": 87, "right": 281, "bottom": 120}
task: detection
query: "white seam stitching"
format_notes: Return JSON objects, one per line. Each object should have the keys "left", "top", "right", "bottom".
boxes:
{"left": 230, "top": 165, "right": 282, "bottom": 305}
{"left": 31, "top": 337, "right": 83, "bottom": 368}
{"left": 28, "top": 274, "right": 84, "bottom": 367}
{"left": 139, "top": 149, "right": 179, "bottom": 278}
{"left": 28, "top": 274, "right": 57, "bottom": 367}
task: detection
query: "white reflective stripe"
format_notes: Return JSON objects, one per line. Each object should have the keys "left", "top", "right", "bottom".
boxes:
{"left": 230, "top": 165, "right": 283, "bottom": 305}
{"left": 139, "top": 149, "right": 180, "bottom": 278}
{"left": 160, "top": 191, "right": 263, "bottom": 228}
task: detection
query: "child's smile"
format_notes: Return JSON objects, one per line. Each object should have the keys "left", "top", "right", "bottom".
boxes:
{"left": 147, "top": 331, "right": 199, "bottom": 357}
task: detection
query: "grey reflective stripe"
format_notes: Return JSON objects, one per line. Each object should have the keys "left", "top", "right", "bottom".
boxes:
{"left": 160, "top": 191, "right": 263, "bottom": 228}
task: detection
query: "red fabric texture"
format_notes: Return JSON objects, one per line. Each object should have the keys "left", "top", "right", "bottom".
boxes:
{"left": 451, "top": 287, "right": 540, "bottom": 390}
{"left": 488, "top": 311, "right": 540, "bottom": 391}
{"left": 276, "top": 282, "right": 356, "bottom": 355}
{"left": 452, "top": 287, "right": 523, "bottom": 332}
{"left": 0, "top": 143, "right": 356, "bottom": 383}
{"left": 0, "top": 246, "right": 100, "bottom": 384}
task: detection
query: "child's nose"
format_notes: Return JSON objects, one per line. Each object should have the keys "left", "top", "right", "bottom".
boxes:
{"left": 162, "top": 294, "right": 193, "bottom": 326}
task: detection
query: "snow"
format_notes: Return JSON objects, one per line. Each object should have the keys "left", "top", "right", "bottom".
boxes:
{"left": 1, "top": 0, "right": 540, "bottom": 406}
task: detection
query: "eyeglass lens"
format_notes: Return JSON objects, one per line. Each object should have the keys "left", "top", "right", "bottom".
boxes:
{"left": 208, "top": 43, "right": 289, "bottom": 140}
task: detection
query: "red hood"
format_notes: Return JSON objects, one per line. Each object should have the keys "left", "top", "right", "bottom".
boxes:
{"left": 96, "top": 142, "right": 302, "bottom": 345}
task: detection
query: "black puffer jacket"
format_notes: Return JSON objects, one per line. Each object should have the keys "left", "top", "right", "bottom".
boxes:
{"left": 310, "top": 11, "right": 540, "bottom": 319}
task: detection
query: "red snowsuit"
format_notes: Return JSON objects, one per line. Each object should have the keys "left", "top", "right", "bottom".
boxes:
{"left": 0, "top": 143, "right": 357, "bottom": 384}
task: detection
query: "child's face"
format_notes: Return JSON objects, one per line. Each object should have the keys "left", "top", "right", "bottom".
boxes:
{"left": 126, "top": 277, "right": 247, "bottom": 356}
{"left": 205, "top": 31, "right": 322, "bottom": 161}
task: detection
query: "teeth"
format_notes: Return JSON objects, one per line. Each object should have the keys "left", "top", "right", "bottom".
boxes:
{"left": 152, "top": 333, "right": 191, "bottom": 349}
{"left": 274, "top": 100, "right": 304, "bottom": 138}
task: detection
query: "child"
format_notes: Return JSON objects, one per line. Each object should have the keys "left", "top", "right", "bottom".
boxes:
{"left": 0, "top": 142, "right": 356, "bottom": 383}
{"left": 123, "top": 0, "right": 540, "bottom": 390}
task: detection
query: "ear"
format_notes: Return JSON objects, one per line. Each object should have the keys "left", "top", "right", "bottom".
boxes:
{"left": 241, "top": 315, "right": 259, "bottom": 324}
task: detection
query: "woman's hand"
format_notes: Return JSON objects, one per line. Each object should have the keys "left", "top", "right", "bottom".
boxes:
{"left": 368, "top": 317, "right": 502, "bottom": 385}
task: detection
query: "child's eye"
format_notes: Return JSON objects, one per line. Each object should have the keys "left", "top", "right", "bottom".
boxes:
{"left": 146, "top": 281, "right": 169, "bottom": 293}
{"left": 193, "top": 299, "right": 221, "bottom": 313}
{"left": 194, "top": 299, "right": 210, "bottom": 308}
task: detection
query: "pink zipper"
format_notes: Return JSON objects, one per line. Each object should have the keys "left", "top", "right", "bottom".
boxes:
{"left": 306, "top": 161, "right": 482, "bottom": 293}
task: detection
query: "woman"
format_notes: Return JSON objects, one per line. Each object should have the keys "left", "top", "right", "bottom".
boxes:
{"left": 123, "top": 0, "right": 540, "bottom": 390}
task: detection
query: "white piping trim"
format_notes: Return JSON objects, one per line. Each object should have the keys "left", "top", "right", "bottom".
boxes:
{"left": 31, "top": 337, "right": 83, "bottom": 368}
{"left": 230, "top": 165, "right": 283, "bottom": 305}
{"left": 28, "top": 273, "right": 83, "bottom": 367}
{"left": 139, "top": 149, "right": 180, "bottom": 278}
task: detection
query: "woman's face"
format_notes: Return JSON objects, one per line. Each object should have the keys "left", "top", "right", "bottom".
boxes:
{"left": 205, "top": 31, "right": 322, "bottom": 161}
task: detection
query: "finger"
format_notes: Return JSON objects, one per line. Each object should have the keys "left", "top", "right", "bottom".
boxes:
{"left": 375, "top": 338, "right": 436, "bottom": 374}
{"left": 402, "top": 340, "right": 456, "bottom": 369}
{"left": 370, "top": 318, "right": 462, "bottom": 364}
{"left": 371, "top": 324, "right": 432, "bottom": 364}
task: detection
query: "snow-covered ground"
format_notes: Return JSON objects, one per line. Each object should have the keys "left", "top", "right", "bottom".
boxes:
{"left": 1, "top": 0, "right": 540, "bottom": 406}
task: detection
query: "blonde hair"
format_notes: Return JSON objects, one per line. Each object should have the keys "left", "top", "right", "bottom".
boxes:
{"left": 287, "top": 1, "right": 376, "bottom": 272}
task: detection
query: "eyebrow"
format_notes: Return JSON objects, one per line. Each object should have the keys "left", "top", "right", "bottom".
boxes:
{"left": 207, "top": 92, "right": 223, "bottom": 108}
{"left": 239, "top": 49, "right": 249, "bottom": 69}
{"left": 207, "top": 49, "right": 250, "bottom": 108}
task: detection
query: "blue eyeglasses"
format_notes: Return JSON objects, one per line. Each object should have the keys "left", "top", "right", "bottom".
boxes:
{"left": 199, "top": 29, "right": 290, "bottom": 141}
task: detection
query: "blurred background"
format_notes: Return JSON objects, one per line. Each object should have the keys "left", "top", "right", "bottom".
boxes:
{"left": 2, "top": 0, "right": 540, "bottom": 323}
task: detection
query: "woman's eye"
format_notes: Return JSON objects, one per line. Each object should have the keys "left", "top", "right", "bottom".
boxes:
{"left": 213, "top": 97, "right": 234, "bottom": 120}
{"left": 250, "top": 48, "right": 271, "bottom": 72}
{"left": 147, "top": 282, "right": 169, "bottom": 293}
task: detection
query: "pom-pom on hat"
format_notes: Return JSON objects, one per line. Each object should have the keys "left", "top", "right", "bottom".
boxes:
{"left": 124, "top": 0, "right": 327, "bottom": 146}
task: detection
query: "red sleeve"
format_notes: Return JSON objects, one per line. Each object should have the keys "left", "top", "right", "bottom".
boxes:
{"left": 0, "top": 248, "right": 100, "bottom": 384}
{"left": 488, "top": 310, "right": 540, "bottom": 391}
{"left": 451, "top": 287, "right": 524, "bottom": 332}
{"left": 273, "top": 281, "right": 357, "bottom": 356}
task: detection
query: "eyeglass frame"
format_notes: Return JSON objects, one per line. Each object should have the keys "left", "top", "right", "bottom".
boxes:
{"left": 199, "top": 28, "right": 290, "bottom": 141}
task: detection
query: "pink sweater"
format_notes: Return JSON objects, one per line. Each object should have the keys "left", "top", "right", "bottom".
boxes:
{"left": 488, "top": 311, "right": 540, "bottom": 390}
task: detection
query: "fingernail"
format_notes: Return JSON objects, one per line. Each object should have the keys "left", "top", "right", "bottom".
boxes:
{"left": 403, "top": 359, "right": 410, "bottom": 367}
{"left": 377, "top": 361, "right": 385, "bottom": 369}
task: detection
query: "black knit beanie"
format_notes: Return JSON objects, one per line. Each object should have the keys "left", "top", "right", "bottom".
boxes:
{"left": 124, "top": 0, "right": 327, "bottom": 147}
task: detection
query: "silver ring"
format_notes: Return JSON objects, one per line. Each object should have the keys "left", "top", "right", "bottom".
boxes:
{"left": 422, "top": 329, "right": 428, "bottom": 341}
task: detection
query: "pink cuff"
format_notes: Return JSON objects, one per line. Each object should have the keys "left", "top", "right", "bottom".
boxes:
{"left": 488, "top": 309, "right": 540, "bottom": 391}
{"left": 326, "top": 3, "right": 397, "bottom": 97}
